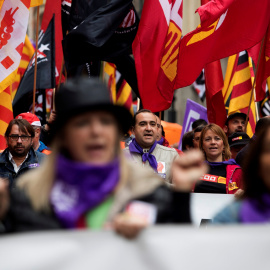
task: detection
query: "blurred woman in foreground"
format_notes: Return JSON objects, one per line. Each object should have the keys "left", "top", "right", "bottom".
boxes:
{"left": 194, "top": 124, "right": 242, "bottom": 194}
{"left": 0, "top": 77, "right": 207, "bottom": 236}
{"left": 214, "top": 122, "right": 270, "bottom": 223}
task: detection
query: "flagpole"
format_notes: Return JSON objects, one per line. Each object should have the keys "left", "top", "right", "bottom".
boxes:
{"left": 245, "top": 35, "right": 265, "bottom": 130}
{"left": 32, "top": 6, "right": 40, "bottom": 114}
{"left": 57, "top": 57, "right": 65, "bottom": 91}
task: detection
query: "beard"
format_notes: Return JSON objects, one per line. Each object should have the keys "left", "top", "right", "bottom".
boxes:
{"left": 9, "top": 143, "right": 32, "bottom": 158}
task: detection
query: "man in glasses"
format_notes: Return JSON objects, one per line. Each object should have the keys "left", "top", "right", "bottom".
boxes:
{"left": 0, "top": 119, "right": 45, "bottom": 189}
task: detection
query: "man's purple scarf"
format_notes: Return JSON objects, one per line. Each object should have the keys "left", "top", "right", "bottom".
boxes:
{"left": 129, "top": 138, "right": 158, "bottom": 172}
{"left": 240, "top": 194, "right": 270, "bottom": 223}
{"left": 50, "top": 154, "right": 120, "bottom": 228}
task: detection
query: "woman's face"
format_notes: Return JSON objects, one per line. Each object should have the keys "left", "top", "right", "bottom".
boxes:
{"left": 259, "top": 129, "right": 270, "bottom": 190}
{"left": 202, "top": 129, "right": 224, "bottom": 162}
{"left": 62, "top": 111, "right": 119, "bottom": 164}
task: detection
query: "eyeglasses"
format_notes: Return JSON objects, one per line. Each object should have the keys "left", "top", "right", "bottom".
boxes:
{"left": 9, "top": 135, "right": 31, "bottom": 142}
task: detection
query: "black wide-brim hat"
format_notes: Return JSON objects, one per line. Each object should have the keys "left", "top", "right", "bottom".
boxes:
{"left": 53, "top": 77, "right": 133, "bottom": 135}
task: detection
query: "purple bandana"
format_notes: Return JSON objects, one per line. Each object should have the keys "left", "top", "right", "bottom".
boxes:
{"left": 240, "top": 194, "right": 270, "bottom": 223}
{"left": 129, "top": 138, "right": 158, "bottom": 172}
{"left": 206, "top": 159, "right": 238, "bottom": 167}
{"left": 50, "top": 154, "right": 120, "bottom": 228}
{"left": 157, "top": 137, "right": 164, "bottom": 145}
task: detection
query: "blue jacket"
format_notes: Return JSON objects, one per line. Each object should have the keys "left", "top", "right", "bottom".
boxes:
{"left": 0, "top": 148, "right": 45, "bottom": 190}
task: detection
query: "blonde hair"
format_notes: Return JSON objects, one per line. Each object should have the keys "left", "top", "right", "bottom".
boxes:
{"left": 199, "top": 123, "right": 231, "bottom": 161}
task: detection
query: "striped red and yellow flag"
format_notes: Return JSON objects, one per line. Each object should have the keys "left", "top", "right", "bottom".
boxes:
{"left": 0, "top": 0, "right": 4, "bottom": 10}
{"left": 222, "top": 51, "right": 256, "bottom": 137}
{"left": 0, "top": 86, "right": 13, "bottom": 150}
{"left": 104, "top": 62, "right": 134, "bottom": 115}
{"left": 10, "top": 35, "right": 35, "bottom": 100}
{"left": 30, "top": 0, "right": 43, "bottom": 7}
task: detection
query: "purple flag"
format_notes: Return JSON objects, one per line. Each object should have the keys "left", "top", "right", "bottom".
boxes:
{"left": 178, "top": 99, "right": 208, "bottom": 150}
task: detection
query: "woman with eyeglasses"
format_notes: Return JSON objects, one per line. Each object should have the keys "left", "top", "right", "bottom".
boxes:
{"left": 0, "top": 77, "right": 207, "bottom": 237}
{"left": 193, "top": 124, "right": 242, "bottom": 195}
{"left": 214, "top": 121, "right": 270, "bottom": 223}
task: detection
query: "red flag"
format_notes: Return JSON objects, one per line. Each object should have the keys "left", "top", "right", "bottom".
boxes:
{"left": 256, "top": 25, "right": 270, "bottom": 102}
{"left": 132, "top": 0, "right": 183, "bottom": 112}
{"left": 41, "top": 0, "right": 63, "bottom": 85}
{"left": 205, "top": 60, "right": 226, "bottom": 127}
{"left": 201, "top": 0, "right": 226, "bottom": 127}
{"left": 175, "top": 0, "right": 270, "bottom": 89}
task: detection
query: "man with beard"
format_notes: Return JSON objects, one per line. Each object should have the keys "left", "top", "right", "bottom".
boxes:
{"left": 223, "top": 112, "right": 247, "bottom": 136}
{"left": 125, "top": 109, "right": 178, "bottom": 183}
{"left": 0, "top": 119, "right": 45, "bottom": 189}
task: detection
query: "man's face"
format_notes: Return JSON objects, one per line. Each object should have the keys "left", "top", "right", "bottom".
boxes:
{"left": 193, "top": 131, "right": 201, "bottom": 149}
{"left": 133, "top": 112, "right": 158, "bottom": 148}
{"left": 156, "top": 117, "right": 162, "bottom": 141}
{"left": 6, "top": 125, "right": 33, "bottom": 157}
{"left": 224, "top": 117, "right": 246, "bottom": 136}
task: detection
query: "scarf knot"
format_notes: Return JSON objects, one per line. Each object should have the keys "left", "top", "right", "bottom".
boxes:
{"left": 129, "top": 138, "right": 158, "bottom": 172}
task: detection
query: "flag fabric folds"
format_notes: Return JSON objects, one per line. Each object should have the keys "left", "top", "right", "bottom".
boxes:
{"left": 133, "top": 0, "right": 183, "bottom": 112}
{"left": 175, "top": 0, "right": 270, "bottom": 89}
{"left": 13, "top": 16, "right": 55, "bottom": 117}
{"left": 0, "top": 0, "right": 31, "bottom": 93}
{"left": 204, "top": 60, "right": 226, "bottom": 127}
{"left": 41, "top": 0, "right": 63, "bottom": 85}
{"left": 222, "top": 51, "right": 256, "bottom": 137}
{"left": 0, "top": 86, "right": 13, "bottom": 150}
{"left": 63, "top": 0, "right": 136, "bottom": 69}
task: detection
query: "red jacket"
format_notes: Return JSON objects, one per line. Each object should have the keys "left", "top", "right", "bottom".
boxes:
{"left": 226, "top": 164, "right": 242, "bottom": 194}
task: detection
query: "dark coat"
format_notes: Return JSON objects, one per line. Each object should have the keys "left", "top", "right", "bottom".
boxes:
{"left": 2, "top": 186, "right": 190, "bottom": 233}
{"left": 0, "top": 148, "right": 45, "bottom": 189}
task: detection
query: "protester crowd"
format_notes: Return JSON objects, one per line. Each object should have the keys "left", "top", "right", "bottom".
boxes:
{"left": 1, "top": 77, "right": 270, "bottom": 238}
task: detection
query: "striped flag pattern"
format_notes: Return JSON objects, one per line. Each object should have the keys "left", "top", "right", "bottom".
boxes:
{"left": 30, "top": 0, "right": 43, "bottom": 7}
{"left": 260, "top": 78, "right": 270, "bottom": 116}
{"left": 222, "top": 51, "right": 256, "bottom": 137}
{"left": 0, "top": 86, "right": 13, "bottom": 150}
{"left": 104, "top": 62, "right": 134, "bottom": 115}
{"left": 10, "top": 35, "right": 35, "bottom": 100}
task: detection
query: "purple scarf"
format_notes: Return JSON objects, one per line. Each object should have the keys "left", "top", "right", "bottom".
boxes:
{"left": 157, "top": 137, "right": 164, "bottom": 145}
{"left": 50, "top": 154, "right": 120, "bottom": 228}
{"left": 240, "top": 194, "right": 270, "bottom": 223}
{"left": 129, "top": 138, "right": 158, "bottom": 172}
{"left": 206, "top": 159, "right": 238, "bottom": 167}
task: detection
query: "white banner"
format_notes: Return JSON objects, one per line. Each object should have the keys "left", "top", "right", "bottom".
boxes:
{"left": 0, "top": 225, "right": 270, "bottom": 270}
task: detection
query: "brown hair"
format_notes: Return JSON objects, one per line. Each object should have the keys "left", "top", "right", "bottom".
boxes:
{"left": 5, "top": 119, "right": 35, "bottom": 138}
{"left": 199, "top": 123, "right": 231, "bottom": 161}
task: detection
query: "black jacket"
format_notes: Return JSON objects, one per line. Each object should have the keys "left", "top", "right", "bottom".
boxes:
{"left": 2, "top": 186, "right": 191, "bottom": 233}
{"left": 0, "top": 148, "right": 45, "bottom": 190}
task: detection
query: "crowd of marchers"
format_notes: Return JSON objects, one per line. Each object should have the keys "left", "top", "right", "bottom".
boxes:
{"left": 1, "top": 77, "right": 270, "bottom": 237}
